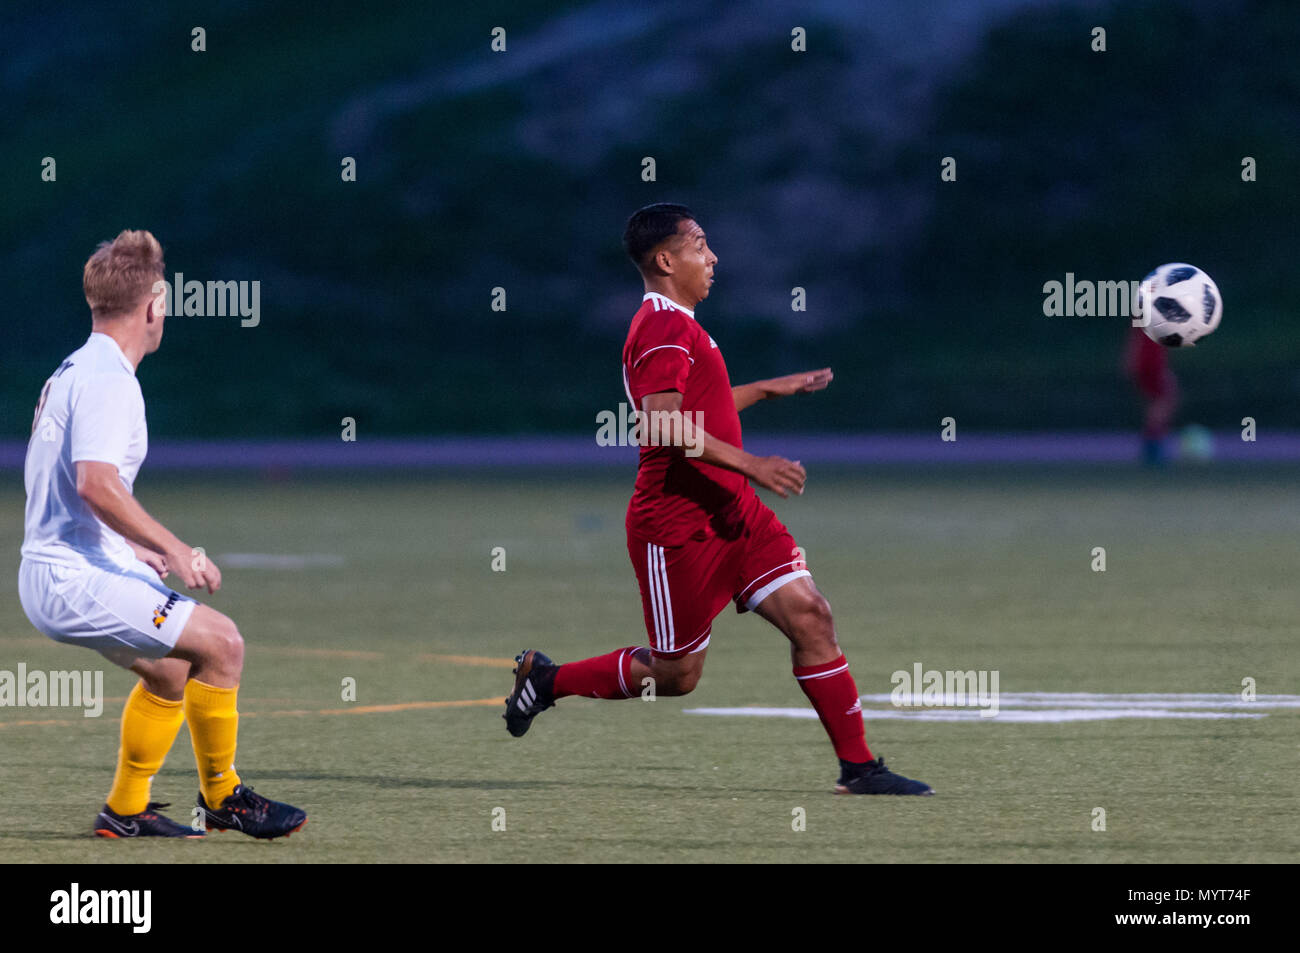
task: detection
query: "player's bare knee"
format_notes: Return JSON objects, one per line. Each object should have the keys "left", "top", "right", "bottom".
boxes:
{"left": 218, "top": 617, "right": 245, "bottom": 672}
{"left": 195, "top": 611, "right": 244, "bottom": 675}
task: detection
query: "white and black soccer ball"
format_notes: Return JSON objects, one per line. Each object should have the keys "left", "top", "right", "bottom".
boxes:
{"left": 1136, "top": 263, "right": 1222, "bottom": 348}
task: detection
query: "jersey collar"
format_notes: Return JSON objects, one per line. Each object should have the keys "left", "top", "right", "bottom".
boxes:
{"left": 643, "top": 292, "right": 695, "bottom": 319}
{"left": 89, "top": 331, "right": 136, "bottom": 375}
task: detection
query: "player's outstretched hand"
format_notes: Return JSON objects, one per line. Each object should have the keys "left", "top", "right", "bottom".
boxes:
{"left": 766, "top": 367, "right": 833, "bottom": 398}
{"left": 749, "top": 455, "right": 807, "bottom": 498}
{"left": 198, "top": 556, "right": 222, "bottom": 594}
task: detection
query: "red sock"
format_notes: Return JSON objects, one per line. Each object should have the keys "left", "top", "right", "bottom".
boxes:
{"left": 553, "top": 647, "right": 638, "bottom": 700}
{"left": 794, "top": 654, "right": 872, "bottom": 763}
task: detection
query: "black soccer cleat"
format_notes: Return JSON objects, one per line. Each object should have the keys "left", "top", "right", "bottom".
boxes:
{"left": 196, "top": 784, "right": 307, "bottom": 840}
{"left": 834, "top": 757, "right": 935, "bottom": 796}
{"left": 94, "top": 801, "right": 205, "bottom": 838}
{"left": 503, "top": 649, "right": 558, "bottom": 738}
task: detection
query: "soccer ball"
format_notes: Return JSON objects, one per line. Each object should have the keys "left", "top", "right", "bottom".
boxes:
{"left": 1136, "top": 263, "right": 1222, "bottom": 347}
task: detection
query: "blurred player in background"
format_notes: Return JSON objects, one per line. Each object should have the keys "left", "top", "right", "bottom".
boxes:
{"left": 18, "top": 230, "right": 307, "bottom": 838}
{"left": 503, "top": 204, "right": 932, "bottom": 795}
{"left": 1124, "top": 326, "right": 1179, "bottom": 465}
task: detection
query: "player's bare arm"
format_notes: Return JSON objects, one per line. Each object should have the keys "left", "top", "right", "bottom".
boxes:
{"left": 75, "top": 460, "right": 221, "bottom": 592}
{"left": 732, "top": 367, "right": 833, "bottom": 412}
{"left": 641, "top": 390, "right": 806, "bottom": 497}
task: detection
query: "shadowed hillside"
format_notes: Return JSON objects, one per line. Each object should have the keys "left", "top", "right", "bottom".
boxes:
{"left": 2, "top": 0, "right": 1295, "bottom": 436}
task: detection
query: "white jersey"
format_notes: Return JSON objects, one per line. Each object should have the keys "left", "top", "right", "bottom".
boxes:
{"left": 21, "top": 332, "right": 147, "bottom": 572}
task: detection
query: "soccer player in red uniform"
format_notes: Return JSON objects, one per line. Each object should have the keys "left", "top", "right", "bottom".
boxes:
{"left": 1124, "top": 326, "right": 1179, "bottom": 465}
{"left": 503, "top": 204, "right": 932, "bottom": 795}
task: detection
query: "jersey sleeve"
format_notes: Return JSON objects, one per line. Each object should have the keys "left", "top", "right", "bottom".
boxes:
{"left": 626, "top": 313, "right": 696, "bottom": 404}
{"left": 69, "top": 373, "right": 143, "bottom": 470}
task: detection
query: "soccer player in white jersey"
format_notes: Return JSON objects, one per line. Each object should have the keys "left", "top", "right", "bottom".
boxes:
{"left": 18, "top": 230, "right": 306, "bottom": 839}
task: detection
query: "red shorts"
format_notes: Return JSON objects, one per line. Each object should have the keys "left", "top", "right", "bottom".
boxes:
{"left": 627, "top": 495, "right": 810, "bottom": 659}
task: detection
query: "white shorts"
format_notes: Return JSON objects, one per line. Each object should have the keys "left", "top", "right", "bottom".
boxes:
{"left": 18, "top": 558, "right": 197, "bottom": 669}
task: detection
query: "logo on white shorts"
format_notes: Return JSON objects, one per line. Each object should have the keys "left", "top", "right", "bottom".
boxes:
{"left": 152, "top": 592, "right": 179, "bottom": 629}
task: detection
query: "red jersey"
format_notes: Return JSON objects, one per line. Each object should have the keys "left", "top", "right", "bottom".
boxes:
{"left": 622, "top": 292, "right": 752, "bottom": 545}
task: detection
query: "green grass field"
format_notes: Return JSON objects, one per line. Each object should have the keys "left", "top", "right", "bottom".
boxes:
{"left": 2, "top": 467, "right": 1297, "bottom": 863}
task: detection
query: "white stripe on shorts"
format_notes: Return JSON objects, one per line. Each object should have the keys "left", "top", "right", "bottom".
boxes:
{"left": 744, "top": 569, "right": 812, "bottom": 612}
{"left": 647, "top": 543, "right": 665, "bottom": 652}
{"left": 654, "top": 545, "right": 676, "bottom": 652}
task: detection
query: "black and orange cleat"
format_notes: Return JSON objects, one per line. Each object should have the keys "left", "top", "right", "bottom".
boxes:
{"left": 503, "top": 649, "right": 557, "bottom": 738}
{"left": 94, "top": 801, "right": 204, "bottom": 838}
{"left": 197, "top": 784, "right": 307, "bottom": 840}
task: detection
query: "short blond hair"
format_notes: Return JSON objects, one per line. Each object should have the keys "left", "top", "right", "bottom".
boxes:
{"left": 83, "top": 229, "right": 165, "bottom": 318}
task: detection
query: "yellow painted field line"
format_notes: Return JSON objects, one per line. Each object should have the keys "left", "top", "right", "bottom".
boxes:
{"left": 416, "top": 653, "right": 516, "bottom": 669}
{"left": 253, "top": 646, "right": 385, "bottom": 660}
{"left": 244, "top": 648, "right": 515, "bottom": 666}
{"left": 245, "top": 697, "right": 503, "bottom": 717}
{"left": 0, "top": 696, "right": 503, "bottom": 728}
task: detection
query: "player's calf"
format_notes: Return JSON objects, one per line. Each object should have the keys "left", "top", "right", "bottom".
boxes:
{"left": 502, "top": 645, "right": 709, "bottom": 742}
{"left": 166, "top": 606, "right": 254, "bottom": 820}
{"left": 784, "top": 592, "right": 841, "bottom": 666}
{"left": 129, "top": 656, "right": 191, "bottom": 701}
{"left": 756, "top": 577, "right": 933, "bottom": 792}
{"left": 634, "top": 649, "right": 705, "bottom": 696}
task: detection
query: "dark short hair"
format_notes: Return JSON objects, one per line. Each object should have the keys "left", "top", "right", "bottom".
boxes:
{"left": 622, "top": 203, "right": 696, "bottom": 270}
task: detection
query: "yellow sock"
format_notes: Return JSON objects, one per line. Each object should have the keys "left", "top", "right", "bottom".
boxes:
{"left": 106, "top": 682, "right": 185, "bottom": 816}
{"left": 184, "top": 679, "right": 242, "bottom": 808}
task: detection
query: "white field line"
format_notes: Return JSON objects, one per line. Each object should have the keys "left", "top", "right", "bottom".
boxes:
{"left": 864, "top": 693, "right": 1300, "bottom": 710}
{"left": 684, "top": 707, "right": 1267, "bottom": 722}
{"left": 966, "top": 692, "right": 1300, "bottom": 702}
{"left": 216, "top": 553, "right": 345, "bottom": 569}
{"left": 684, "top": 692, "right": 1292, "bottom": 723}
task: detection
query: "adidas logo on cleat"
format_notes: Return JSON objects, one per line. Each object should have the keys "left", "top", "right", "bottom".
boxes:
{"left": 517, "top": 680, "right": 538, "bottom": 711}
{"left": 503, "top": 649, "right": 557, "bottom": 737}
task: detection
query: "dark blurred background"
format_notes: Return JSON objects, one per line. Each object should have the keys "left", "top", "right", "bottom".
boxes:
{"left": 2, "top": 0, "right": 1297, "bottom": 438}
